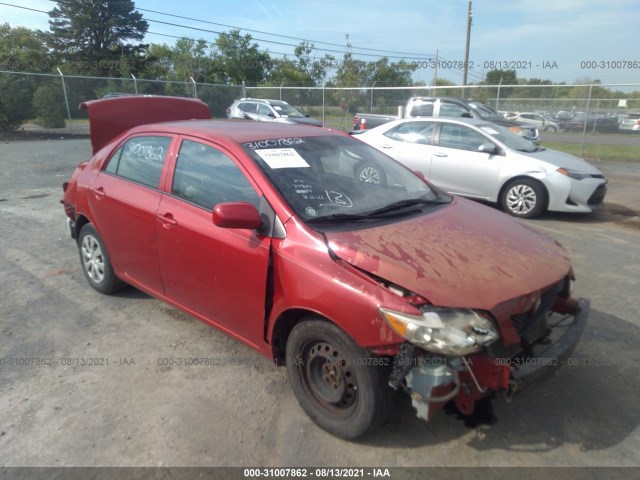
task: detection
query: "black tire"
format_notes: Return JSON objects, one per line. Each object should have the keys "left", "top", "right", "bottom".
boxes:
{"left": 500, "top": 178, "right": 547, "bottom": 219}
{"left": 77, "top": 224, "right": 125, "bottom": 294}
{"left": 354, "top": 162, "right": 386, "bottom": 186}
{"left": 286, "top": 318, "right": 396, "bottom": 439}
{"left": 544, "top": 126, "right": 557, "bottom": 132}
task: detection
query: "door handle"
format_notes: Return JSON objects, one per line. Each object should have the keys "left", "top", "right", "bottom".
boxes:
{"left": 433, "top": 152, "right": 448, "bottom": 157}
{"left": 157, "top": 213, "right": 177, "bottom": 228}
{"left": 90, "top": 186, "right": 106, "bottom": 198}
{"left": 380, "top": 144, "right": 393, "bottom": 149}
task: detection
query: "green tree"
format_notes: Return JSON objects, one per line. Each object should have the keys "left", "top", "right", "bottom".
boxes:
{"left": 333, "top": 51, "right": 368, "bottom": 112}
{"left": 293, "top": 41, "right": 335, "bottom": 86}
{"left": 33, "top": 84, "right": 66, "bottom": 128}
{"left": 0, "top": 75, "right": 32, "bottom": 131}
{"left": 0, "top": 23, "right": 53, "bottom": 72}
{"left": 47, "top": 0, "right": 148, "bottom": 76}
{"left": 212, "top": 30, "right": 271, "bottom": 84}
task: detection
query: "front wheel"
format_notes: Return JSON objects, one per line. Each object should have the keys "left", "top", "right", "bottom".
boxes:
{"left": 78, "top": 224, "right": 125, "bottom": 294}
{"left": 500, "top": 178, "right": 547, "bottom": 218}
{"left": 286, "top": 319, "right": 396, "bottom": 439}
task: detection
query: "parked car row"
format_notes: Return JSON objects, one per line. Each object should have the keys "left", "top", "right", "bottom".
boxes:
{"left": 62, "top": 96, "right": 592, "bottom": 439}
{"left": 503, "top": 110, "right": 637, "bottom": 133}
{"left": 355, "top": 97, "right": 540, "bottom": 142}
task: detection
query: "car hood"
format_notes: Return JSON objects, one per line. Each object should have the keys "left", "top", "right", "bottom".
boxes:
{"left": 524, "top": 148, "right": 603, "bottom": 173}
{"left": 324, "top": 198, "right": 571, "bottom": 311}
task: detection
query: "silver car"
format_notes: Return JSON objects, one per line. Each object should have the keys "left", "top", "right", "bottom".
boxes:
{"left": 226, "top": 98, "right": 322, "bottom": 127}
{"left": 355, "top": 117, "right": 607, "bottom": 218}
{"left": 618, "top": 113, "right": 640, "bottom": 132}
{"left": 509, "top": 112, "right": 560, "bottom": 132}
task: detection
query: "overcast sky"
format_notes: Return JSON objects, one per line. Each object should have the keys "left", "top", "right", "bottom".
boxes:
{"left": 1, "top": 0, "right": 639, "bottom": 85}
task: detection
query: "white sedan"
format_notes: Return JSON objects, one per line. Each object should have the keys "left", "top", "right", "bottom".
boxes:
{"left": 354, "top": 117, "right": 607, "bottom": 218}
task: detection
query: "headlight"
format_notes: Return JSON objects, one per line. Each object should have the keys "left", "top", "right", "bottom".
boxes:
{"left": 557, "top": 168, "right": 591, "bottom": 180}
{"left": 379, "top": 307, "right": 499, "bottom": 356}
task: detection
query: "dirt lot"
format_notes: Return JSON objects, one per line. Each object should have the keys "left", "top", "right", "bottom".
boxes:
{"left": 0, "top": 137, "right": 639, "bottom": 469}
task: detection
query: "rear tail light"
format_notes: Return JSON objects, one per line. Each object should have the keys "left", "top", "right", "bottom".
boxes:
{"left": 353, "top": 116, "right": 359, "bottom": 127}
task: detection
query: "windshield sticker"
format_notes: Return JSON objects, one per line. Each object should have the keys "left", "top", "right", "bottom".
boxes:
{"left": 319, "top": 191, "right": 353, "bottom": 208}
{"left": 305, "top": 207, "right": 318, "bottom": 217}
{"left": 244, "top": 137, "right": 305, "bottom": 149}
{"left": 480, "top": 127, "right": 500, "bottom": 135}
{"left": 256, "top": 148, "right": 310, "bottom": 169}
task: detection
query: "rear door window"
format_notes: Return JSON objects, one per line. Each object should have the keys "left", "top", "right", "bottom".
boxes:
{"left": 104, "top": 136, "right": 172, "bottom": 188}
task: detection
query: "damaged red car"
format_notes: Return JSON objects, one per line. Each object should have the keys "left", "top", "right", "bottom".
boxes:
{"left": 62, "top": 96, "right": 588, "bottom": 439}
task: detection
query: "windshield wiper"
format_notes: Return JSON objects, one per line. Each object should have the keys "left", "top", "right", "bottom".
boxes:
{"left": 362, "top": 197, "right": 450, "bottom": 216}
{"left": 305, "top": 212, "right": 376, "bottom": 223}
{"left": 306, "top": 197, "right": 450, "bottom": 224}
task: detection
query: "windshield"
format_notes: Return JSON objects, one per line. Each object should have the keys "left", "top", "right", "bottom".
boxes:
{"left": 476, "top": 123, "right": 539, "bottom": 152}
{"left": 271, "top": 102, "right": 305, "bottom": 118}
{"left": 242, "top": 135, "right": 447, "bottom": 223}
{"left": 468, "top": 102, "right": 503, "bottom": 121}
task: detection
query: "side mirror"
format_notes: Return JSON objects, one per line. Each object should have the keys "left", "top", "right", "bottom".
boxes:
{"left": 213, "top": 202, "right": 262, "bottom": 229}
{"left": 478, "top": 143, "right": 498, "bottom": 154}
{"left": 267, "top": 112, "right": 276, "bottom": 118}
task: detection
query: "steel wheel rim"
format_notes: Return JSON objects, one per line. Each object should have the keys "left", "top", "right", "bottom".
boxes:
{"left": 81, "top": 235, "right": 105, "bottom": 284}
{"left": 358, "top": 166, "right": 381, "bottom": 184}
{"left": 506, "top": 184, "right": 537, "bottom": 215}
{"left": 301, "top": 341, "right": 358, "bottom": 414}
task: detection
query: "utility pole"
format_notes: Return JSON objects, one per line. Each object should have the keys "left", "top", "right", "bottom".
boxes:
{"left": 462, "top": 0, "right": 473, "bottom": 88}
{"left": 433, "top": 48, "right": 438, "bottom": 86}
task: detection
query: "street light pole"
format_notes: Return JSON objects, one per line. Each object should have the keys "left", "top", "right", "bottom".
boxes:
{"left": 462, "top": 0, "right": 473, "bottom": 89}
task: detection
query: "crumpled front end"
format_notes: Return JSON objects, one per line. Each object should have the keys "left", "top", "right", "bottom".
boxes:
{"left": 385, "top": 278, "right": 589, "bottom": 421}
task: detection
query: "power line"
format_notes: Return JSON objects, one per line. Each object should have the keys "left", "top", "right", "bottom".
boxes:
{"left": 45, "top": 0, "right": 439, "bottom": 59}
{"left": 0, "top": 0, "right": 483, "bottom": 81}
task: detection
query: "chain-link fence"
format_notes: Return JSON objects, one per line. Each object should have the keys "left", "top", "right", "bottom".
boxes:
{"left": 2, "top": 70, "right": 639, "bottom": 159}
{"left": 0, "top": 70, "right": 242, "bottom": 129}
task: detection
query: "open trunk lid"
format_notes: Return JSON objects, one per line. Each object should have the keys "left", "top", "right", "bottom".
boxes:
{"left": 80, "top": 96, "right": 211, "bottom": 154}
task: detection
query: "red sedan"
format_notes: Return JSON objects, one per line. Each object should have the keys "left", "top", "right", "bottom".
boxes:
{"left": 62, "top": 96, "right": 588, "bottom": 439}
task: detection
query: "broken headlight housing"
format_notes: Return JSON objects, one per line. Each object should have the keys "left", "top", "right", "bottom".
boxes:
{"left": 379, "top": 306, "right": 499, "bottom": 356}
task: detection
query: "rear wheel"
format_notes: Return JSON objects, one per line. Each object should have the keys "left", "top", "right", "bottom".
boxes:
{"left": 78, "top": 224, "right": 125, "bottom": 294}
{"left": 286, "top": 318, "right": 396, "bottom": 439}
{"left": 500, "top": 178, "right": 547, "bottom": 218}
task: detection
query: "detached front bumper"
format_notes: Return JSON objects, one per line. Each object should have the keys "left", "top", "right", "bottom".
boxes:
{"left": 394, "top": 298, "right": 589, "bottom": 421}
{"left": 510, "top": 298, "right": 589, "bottom": 390}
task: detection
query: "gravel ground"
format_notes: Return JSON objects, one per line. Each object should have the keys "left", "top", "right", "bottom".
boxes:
{"left": 0, "top": 138, "right": 638, "bottom": 470}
